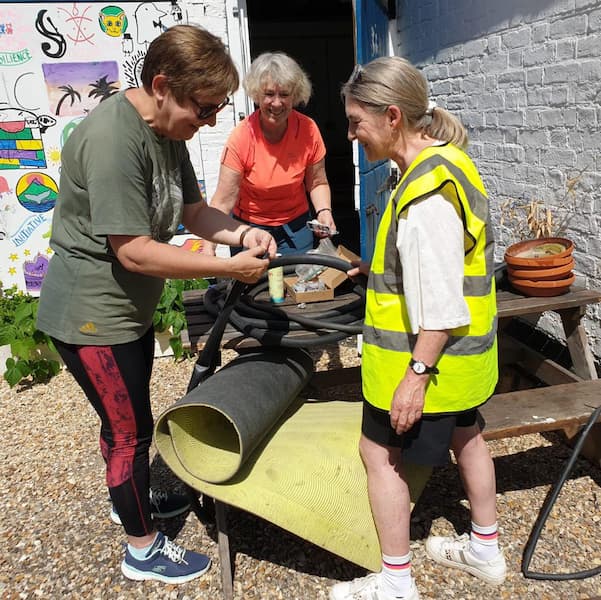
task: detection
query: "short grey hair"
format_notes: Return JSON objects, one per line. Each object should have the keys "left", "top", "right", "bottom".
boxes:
{"left": 244, "top": 52, "right": 312, "bottom": 107}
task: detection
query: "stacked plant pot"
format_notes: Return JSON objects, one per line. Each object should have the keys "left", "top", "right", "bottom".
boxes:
{"left": 504, "top": 237, "right": 575, "bottom": 297}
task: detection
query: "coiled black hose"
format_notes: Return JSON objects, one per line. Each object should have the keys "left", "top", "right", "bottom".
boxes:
{"left": 187, "top": 253, "right": 365, "bottom": 392}
{"left": 203, "top": 254, "right": 365, "bottom": 348}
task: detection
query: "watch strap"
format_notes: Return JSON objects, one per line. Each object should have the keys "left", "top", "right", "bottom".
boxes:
{"left": 409, "top": 357, "right": 440, "bottom": 375}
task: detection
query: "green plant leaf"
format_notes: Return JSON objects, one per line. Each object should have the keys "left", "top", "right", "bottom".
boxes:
{"left": 14, "top": 301, "right": 35, "bottom": 325}
{"left": 4, "top": 357, "right": 31, "bottom": 387}
{"left": 12, "top": 337, "right": 37, "bottom": 359}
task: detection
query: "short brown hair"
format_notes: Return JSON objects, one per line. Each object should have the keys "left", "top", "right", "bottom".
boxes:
{"left": 141, "top": 25, "right": 239, "bottom": 103}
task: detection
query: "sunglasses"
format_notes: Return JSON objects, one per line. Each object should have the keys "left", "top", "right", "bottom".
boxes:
{"left": 190, "top": 96, "right": 230, "bottom": 120}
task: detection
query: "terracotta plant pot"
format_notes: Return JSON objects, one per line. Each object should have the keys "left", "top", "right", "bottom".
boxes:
{"left": 509, "top": 273, "right": 575, "bottom": 297}
{"left": 504, "top": 237, "right": 574, "bottom": 268}
{"left": 507, "top": 257, "right": 574, "bottom": 281}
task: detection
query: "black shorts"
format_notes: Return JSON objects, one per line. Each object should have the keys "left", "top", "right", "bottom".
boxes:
{"left": 361, "top": 400, "right": 481, "bottom": 466}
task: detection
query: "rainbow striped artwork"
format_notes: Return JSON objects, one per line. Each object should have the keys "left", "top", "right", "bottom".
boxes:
{"left": 0, "top": 108, "right": 47, "bottom": 170}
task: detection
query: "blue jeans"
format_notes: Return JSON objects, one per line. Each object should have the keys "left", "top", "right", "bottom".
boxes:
{"left": 231, "top": 210, "right": 314, "bottom": 256}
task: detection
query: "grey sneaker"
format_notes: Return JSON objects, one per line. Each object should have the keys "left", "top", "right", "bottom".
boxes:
{"left": 329, "top": 573, "right": 420, "bottom": 600}
{"left": 121, "top": 531, "right": 211, "bottom": 584}
{"left": 425, "top": 533, "right": 507, "bottom": 585}
{"left": 110, "top": 489, "right": 190, "bottom": 525}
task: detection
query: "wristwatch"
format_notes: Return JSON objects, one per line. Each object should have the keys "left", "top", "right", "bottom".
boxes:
{"left": 409, "top": 358, "right": 439, "bottom": 375}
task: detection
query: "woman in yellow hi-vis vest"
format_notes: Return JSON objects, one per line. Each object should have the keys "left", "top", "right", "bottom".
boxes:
{"left": 329, "top": 57, "right": 506, "bottom": 600}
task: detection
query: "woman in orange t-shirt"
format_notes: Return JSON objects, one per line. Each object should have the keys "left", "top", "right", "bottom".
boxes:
{"left": 205, "top": 52, "right": 336, "bottom": 255}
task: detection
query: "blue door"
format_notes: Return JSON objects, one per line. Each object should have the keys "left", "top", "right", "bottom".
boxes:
{"left": 354, "top": 0, "right": 391, "bottom": 260}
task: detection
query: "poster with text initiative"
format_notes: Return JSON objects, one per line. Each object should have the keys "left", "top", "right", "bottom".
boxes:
{"left": 0, "top": 1, "right": 189, "bottom": 294}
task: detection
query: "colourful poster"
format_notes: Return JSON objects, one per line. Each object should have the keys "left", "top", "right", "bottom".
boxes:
{"left": 0, "top": 2, "right": 186, "bottom": 293}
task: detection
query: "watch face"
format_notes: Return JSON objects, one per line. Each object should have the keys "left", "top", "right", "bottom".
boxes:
{"left": 412, "top": 360, "right": 427, "bottom": 374}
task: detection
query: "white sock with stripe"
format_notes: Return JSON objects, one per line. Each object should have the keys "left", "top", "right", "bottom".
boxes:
{"left": 469, "top": 521, "right": 500, "bottom": 561}
{"left": 380, "top": 552, "right": 412, "bottom": 597}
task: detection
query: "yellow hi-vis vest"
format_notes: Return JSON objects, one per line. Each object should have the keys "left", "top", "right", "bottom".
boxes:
{"left": 362, "top": 144, "right": 498, "bottom": 414}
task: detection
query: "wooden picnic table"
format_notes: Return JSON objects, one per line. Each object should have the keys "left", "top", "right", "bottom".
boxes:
{"left": 183, "top": 284, "right": 601, "bottom": 460}
{"left": 489, "top": 286, "right": 601, "bottom": 464}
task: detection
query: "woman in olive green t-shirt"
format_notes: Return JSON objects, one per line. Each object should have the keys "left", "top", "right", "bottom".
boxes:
{"left": 37, "top": 25, "right": 276, "bottom": 586}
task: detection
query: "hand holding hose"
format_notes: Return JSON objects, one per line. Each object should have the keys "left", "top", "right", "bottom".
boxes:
{"left": 240, "top": 227, "right": 277, "bottom": 257}
{"left": 347, "top": 259, "right": 370, "bottom": 287}
{"left": 231, "top": 246, "right": 271, "bottom": 283}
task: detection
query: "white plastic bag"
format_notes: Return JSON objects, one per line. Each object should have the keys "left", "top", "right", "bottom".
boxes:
{"left": 295, "top": 238, "right": 339, "bottom": 283}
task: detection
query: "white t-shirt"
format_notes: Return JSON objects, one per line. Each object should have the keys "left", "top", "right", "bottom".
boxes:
{"left": 396, "top": 193, "right": 471, "bottom": 334}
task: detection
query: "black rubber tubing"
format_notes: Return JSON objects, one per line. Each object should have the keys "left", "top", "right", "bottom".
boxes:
{"left": 521, "top": 402, "right": 601, "bottom": 580}
{"left": 187, "top": 253, "right": 365, "bottom": 392}
{"left": 202, "top": 253, "right": 366, "bottom": 348}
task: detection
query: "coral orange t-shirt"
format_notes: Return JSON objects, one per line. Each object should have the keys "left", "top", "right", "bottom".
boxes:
{"left": 220, "top": 109, "right": 326, "bottom": 226}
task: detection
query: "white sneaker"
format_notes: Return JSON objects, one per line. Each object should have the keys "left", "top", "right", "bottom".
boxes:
{"left": 329, "top": 573, "right": 420, "bottom": 600}
{"left": 425, "top": 533, "right": 507, "bottom": 585}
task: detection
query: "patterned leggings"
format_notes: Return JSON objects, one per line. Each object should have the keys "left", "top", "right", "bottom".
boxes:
{"left": 52, "top": 328, "right": 155, "bottom": 537}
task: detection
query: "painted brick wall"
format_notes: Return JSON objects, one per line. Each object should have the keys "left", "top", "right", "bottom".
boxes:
{"left": 185, "top": 0, "right": 240, "bottom": 201}
{"left": 395, "top": 0, "right": 601, "bottom": 358}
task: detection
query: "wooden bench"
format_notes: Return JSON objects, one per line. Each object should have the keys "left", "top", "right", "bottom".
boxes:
{"left": 181, "top": 288, "right": 216, "bottom": 353}
{"left": 309, "top": 366, "right": 601, "bottom": 440}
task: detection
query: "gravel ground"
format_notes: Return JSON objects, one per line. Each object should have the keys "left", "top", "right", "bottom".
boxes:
{"left": 1, "top": 341, "right": 600, "bottom": 599}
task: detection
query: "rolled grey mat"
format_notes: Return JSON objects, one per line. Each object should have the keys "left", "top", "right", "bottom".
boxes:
{"left": 154, "top": 347, "right": 314, "bottom": 484}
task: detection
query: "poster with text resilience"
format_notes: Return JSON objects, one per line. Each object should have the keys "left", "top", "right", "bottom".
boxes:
{"left": 0, "top": 1, "right": 188, "bottom": 293}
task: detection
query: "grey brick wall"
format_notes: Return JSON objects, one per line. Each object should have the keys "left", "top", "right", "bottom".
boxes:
{"left": 395, "top": 0, "right": 601, "bottom": 356}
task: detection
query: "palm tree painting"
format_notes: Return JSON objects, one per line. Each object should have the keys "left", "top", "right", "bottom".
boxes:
{"left": 55, "top": 85, "right": 81, "bottom": 116}
{"left": 42, "top": 61, "right": 120, "bottom": 117}
{"left": 88, "top": 75, "right": 119, "bottom": 103}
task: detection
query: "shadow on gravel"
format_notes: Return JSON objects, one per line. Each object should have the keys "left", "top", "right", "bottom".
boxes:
{"left": 149, "top": 452, "right": 195, "bottom": 540}
{"left": 410, "top": 432, "right": 601, "bottom": 541}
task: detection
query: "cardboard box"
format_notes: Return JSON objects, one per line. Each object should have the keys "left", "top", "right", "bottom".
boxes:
{"left": 284, "top": 245, "right": 361, "bottom": 303}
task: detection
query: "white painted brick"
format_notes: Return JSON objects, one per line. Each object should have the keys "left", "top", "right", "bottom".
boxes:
{"left": 480, "top": 94, "right": 505, "bottom": 110}
{"left": 577, "top": 34, "right": 601, "bottom": 57}
{"left": 588, "top": 8, "right": 601, "bottom": 32}
{"left": 550, "top": 129, "right": 568, "bottom": 146}
{"left": 498, "top": 110, "right": 525, "bottom": 126}
{"left": 518, "top": 128, "right": 549, "bottom": 148}
{"left": 523, "top": 44, "right": 555, "bottom": 67}
{"left": 579, "top": 59, "right": 601, "bottom": 81}
{"left": 549, "top": 85, "right": 570, "bottom": 105}
{"left": 556, "top": 39, "right": 577, "bottom": 60}
{"left": 463, "top": 39, "right": 488, "bottom": 57}
{"left": 502, "top": 28, "right": 531, "bottom": 49}
{"left": 543, "top": 63, "right": 577, "bottom": 84}
{"left": 531, "top": 23, "right": 549, "bottom": 43}
{"left": 540, "top": 147, "right": 577, "bottom": 167}
{"left": 508, "top": 50, "right": 523, "bottom": 69}
{"left": 526, "top": 67, "right": 544, "bottom": 85}
{"left": 549, "top": 14, "right": 587, "bottom": 37}
{"left": 505, "top": 89, "right": 527, "bottom": 109}
{"left": 497, "top": 70, "right": 526, "bottom": 86}
{"left": 538, "top": 107, "right": 564, "bottom": 126}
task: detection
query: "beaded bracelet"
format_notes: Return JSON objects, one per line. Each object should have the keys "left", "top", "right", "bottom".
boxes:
{"left": 238, "top": 225, "right": 253, "bottom": 246}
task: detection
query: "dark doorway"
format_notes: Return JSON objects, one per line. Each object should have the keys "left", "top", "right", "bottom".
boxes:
{"left": 245, "top": 1, "right": 359, "bottom": 254}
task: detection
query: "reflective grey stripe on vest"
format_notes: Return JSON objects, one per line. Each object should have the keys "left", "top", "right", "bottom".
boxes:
{"left": 363, "top": 316, "right": 497, "bottom": 356}
{"left": 369, "top": 269, "right": 493, "bottom": 297}
{"left": 372, "top": 149, "right": 495, "bottom": 297}
{"left": 393, "top": 152, "right": 490, "bottom": 222}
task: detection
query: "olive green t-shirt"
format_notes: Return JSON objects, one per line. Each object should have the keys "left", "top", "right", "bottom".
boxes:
{"left": 37, "top": 92, "right": 200, "bottom": 345}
